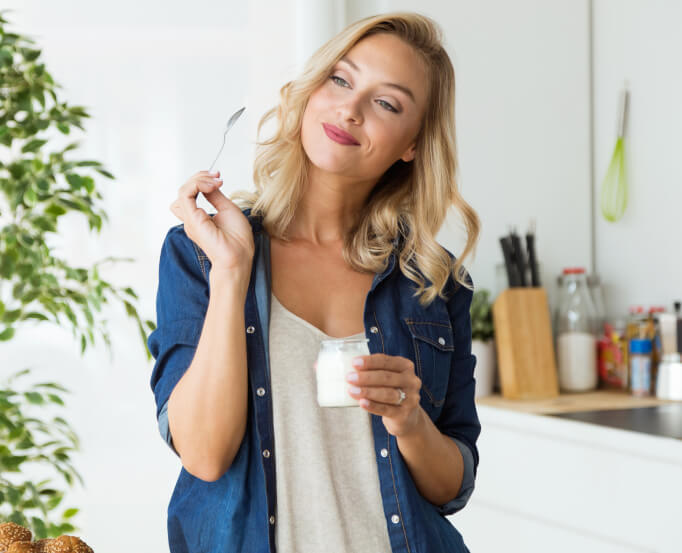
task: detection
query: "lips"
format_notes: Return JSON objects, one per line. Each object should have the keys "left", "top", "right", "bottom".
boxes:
{"left": 322, "top": 123, "right": 360, "bottom": 145}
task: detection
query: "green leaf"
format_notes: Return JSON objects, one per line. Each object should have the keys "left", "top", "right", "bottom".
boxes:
{"left": 21, "top": 138, "right": 48, "bottom": 153}
{"left": 7, "top": 487, "right": 22, "bottom": 506}
{"left": 47, "top": 394, "right": 64, "bottom": 405}
{"left": 46, "top": 493, "right": 63, "bottom": 510}
{"left": 123, "top": 287, "right": 138, "bottom": 299}
{"left": 34, "top": 382, "right": 69, "bottom": 393}
{"left": 65, "top": 173, "right": 82, "bottom": 190}
{"left": 0, "top": 327, "right": 15, "bottom": 340}
{"left": 31, "top": 517, "right": 48, "bottom": 539}
{"left": 57, "top": 522, "right": 76, "bottom": 533}
{"left": 24, "top": 391, "right": 45, "bottom": 404}
{"left": 62, "top": 507, "right": 79, "bottom": 519}
{"left": 95, "top": 167, "right": 115, "bottom": 179}
{"left": 62, "top": 141, "right": 80, "bottom": 153}
{"left": 2, "top": 455, "right": 29, "bottom": 471}
{"left": 21, "top": 312, "right": 50, "bottom": 321}
{"left": 24, "top": 186, "right": 37, "bottom": 206}
{"left": 3, "top": 308, "right": 22, "bottom": 323}
{"left": 45, "top": 202, "right": 67, "bottom": 216}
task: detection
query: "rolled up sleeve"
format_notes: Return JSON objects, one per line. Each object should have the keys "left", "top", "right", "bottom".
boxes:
{"left": 434, "top": 271, "right": 481, "bottom": 516}
{"left": 147, "top": 225, "right": 210, "bottom": 457}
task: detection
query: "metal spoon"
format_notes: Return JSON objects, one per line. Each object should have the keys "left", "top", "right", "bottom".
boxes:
{"left": 208, "top": 106, "right": 246, "bottom": 172}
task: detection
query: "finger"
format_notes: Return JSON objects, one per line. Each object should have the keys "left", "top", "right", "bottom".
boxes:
{"left": 346, "top": 368, "right": 401, "bottom": 388}
{"left": 169, "top": 200, "right": 183, "bottom": 220}
{"left": 178, "top": 177, "right": 222, "bottom": 219}
{"left": 349, "top": 385, "right": 413, "bottom": 406}
{"left": 352, "top": 353, "right": 414, "bottom": 373}
{"left": 204, "top": 184, "right": 236, "bottom": 212}
{"left": 355, "top": 397, "right": 400, "bottom": 416}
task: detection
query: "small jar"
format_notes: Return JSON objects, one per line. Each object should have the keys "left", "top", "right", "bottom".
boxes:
{"left": 629, "top": 338, "right": 652, "bottom": 397}
{"left": 315, "top": 337, "right": 370, "bottom": 407}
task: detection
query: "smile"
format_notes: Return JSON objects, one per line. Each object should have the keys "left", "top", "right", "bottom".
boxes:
{"left": 322, "top": 123, "right": 360, "bottom": 146}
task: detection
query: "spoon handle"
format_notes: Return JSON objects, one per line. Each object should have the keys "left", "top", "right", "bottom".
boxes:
{"left": 208, "top": 106, "right": 246, "bottom": 172}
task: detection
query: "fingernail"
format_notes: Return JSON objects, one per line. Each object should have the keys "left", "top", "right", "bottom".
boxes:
{"left": 346, "top": 372, "right": 358, "bottom": 382}
{"left": 352, "top": 358, "right": 363, "bottom": 367}
{"left": 349, "top": 385, "right": 361, "bottom": 394}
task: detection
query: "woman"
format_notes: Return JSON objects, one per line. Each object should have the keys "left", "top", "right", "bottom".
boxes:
{"left": 149, "top": 11, "right": 481, "bottom": 553}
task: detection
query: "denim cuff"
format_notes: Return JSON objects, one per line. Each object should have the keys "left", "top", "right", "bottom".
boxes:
{"left": 436, "top": 436, "right": 476, "bottom": 516}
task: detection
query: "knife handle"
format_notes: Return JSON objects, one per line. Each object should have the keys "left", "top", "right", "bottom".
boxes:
{"left": 510, "top": 232, "right": 527, "bottom": 287}
{"left": 526, "top": 232, "right": 541, "bottom": 287}
{"left": 500, "top": 236, "right": 521, "bottom": 287}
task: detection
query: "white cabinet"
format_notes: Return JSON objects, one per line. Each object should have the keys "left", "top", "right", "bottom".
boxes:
{"left": 451, "top": 405, "right": 682, "bottom": 552}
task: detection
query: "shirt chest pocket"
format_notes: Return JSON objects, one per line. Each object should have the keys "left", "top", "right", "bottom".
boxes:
{"left": 404, "top": 319, "right": 454, "bottom": 409}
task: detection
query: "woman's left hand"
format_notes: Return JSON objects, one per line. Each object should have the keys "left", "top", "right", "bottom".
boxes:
{"left": 346, "top": 353, "right": 423, "bottom": 438}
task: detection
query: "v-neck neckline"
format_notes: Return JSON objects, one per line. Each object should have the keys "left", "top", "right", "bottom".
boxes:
{"left": 271, "top": 293, "right": 366, "bottom": 341}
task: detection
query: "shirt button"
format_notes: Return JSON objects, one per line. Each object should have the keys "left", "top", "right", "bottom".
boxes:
{"left": 438, "top": 337, "right": 446, "bottom": 345}
{"left": 257, "top": 387, "right": 266, "bottom": 397}
{"left": 262, "top": 449, "right": 271, "bottom": 458}
{"left": 246, "top": 325, "right": 255, "bottom": 334}
{"left": 269, "top": 515, "right": 275, "bottom": 525}
{"left": 380, "top": 448, "right": 388, "bottom": 458}
{"left": 370, "top": 326, "right": 379, "bottom": 334}
{"left": 391, "top": 514, "right": 400, "bottom": 524}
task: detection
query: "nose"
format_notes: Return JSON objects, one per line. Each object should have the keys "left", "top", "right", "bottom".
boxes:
{"left": 336, "top": 97, "right": 363, "bottom": 126}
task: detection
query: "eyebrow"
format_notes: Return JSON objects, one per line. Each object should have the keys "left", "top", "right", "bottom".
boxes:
{"left": 338, "top": 56, "right": 416, "bottom": 104}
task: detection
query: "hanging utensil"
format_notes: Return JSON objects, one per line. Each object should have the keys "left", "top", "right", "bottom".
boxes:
{"left": 208, "top": 106, "right": 246, "bottom": 173}
{"left": 600, "top": 86, "right": 629, "bottom": 222}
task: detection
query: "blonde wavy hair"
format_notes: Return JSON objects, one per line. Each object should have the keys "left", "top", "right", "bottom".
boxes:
{"left": 230, "top": 11, "right": 480, "bottom": 306}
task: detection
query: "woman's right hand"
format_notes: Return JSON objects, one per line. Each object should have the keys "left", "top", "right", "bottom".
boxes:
{"left": 169, "top": 170, "right": 255, "bottom": 276}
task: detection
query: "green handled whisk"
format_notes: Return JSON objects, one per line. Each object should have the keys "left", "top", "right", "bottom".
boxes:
{"left": 600, "top": 87, "right": 629, "bottom": 222}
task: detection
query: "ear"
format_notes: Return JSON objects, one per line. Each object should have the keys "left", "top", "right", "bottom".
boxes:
{"left": 401, "top": 142, "right": 417, "bottom": 163}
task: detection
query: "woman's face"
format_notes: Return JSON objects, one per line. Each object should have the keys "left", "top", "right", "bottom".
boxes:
{"left": 300, "top": 33, "right": 428, "bottom": 183}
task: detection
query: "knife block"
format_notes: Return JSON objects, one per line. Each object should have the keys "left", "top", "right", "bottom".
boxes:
{"left": 492, "top": 287, "right": 559, "bottom": 399}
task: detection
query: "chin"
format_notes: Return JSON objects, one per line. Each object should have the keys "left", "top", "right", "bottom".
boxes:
{"left": 303, "top": 138, "right": 355, "bottom": 175}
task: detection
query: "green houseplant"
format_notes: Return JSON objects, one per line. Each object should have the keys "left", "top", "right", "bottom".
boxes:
{"left": 470, "top": 289, "right": 496, "bottom": 397}
{"left": 471, "top": 289, "right": 494, "bottom": 342}
{"left": 0, "top": 9, "right": 155, "bottom": 538}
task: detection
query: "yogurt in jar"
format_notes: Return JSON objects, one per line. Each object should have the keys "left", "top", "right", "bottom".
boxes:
{"left": 316, "top": 337, "right": 370, "bottom": 407}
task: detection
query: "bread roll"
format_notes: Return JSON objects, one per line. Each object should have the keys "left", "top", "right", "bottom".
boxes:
{"left": 7, "top": 542, "right": 36, "bottom": 553}
{"left": 0, "top": 523, "right": 32, "bottom": 552}
{"left": 32, "top": 539, "right": 54, "bottom": 553}
{"left": 42, "top": 536, "right": 93, "bottom": 553}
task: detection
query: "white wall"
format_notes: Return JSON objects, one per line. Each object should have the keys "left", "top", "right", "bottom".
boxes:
{"left": 385, "top": 0, "right": 592, "bottom": 314}
{"left": 592, "top": 0, "right": 682, "bottom": 319}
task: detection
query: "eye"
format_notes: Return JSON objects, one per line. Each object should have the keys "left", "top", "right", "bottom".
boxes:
{"left": 377, "top": 99, "right": 398, "bottom": 113}
{"left": 330, "top": 75, "right": 349, "bottom": 87}
{"left": 329, "top": 75, "right": 399, "bottom": 113}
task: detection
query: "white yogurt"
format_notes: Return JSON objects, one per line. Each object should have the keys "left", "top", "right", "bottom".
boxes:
{"left": 316, "top": 338, "right": 369, "bottom": 407}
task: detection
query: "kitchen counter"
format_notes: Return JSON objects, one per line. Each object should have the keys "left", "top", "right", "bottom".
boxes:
{"left": 454, "top": 391, "right": 682, "bottom": 552}
{"left": 476, "top": 389, "right": 682, "bottom": 441}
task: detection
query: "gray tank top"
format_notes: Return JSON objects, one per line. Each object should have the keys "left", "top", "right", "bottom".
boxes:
{"left": 268, "top": 293, "right": 393, "bottom": 553}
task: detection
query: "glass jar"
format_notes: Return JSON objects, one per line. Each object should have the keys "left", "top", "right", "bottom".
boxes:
{"left": 555, "top": 267, "right": 599, "bottom": 391}
{"left": 315, "top": 337, "right": 370, "bottom": 407}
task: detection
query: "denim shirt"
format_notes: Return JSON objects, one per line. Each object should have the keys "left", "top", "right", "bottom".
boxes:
{"left": 148, "top": 208, "right": 481, "bottom": 553}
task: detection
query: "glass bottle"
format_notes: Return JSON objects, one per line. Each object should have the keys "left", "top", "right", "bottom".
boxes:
{"left": 555, "top": 267, "right": 599, "bottom": 391}
{"left": 586, "top": 273, "right": 606, "bottom": 337}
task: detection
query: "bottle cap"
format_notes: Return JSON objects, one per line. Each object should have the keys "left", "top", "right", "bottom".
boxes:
{"left": 562, "top": 267, "right": 586, "bottom": 274}
{"left": 630, "top": 338, "right": 652, "bottom": 354}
